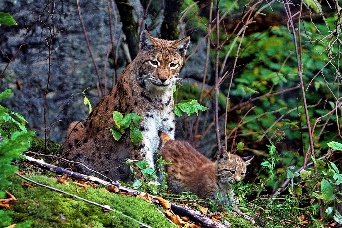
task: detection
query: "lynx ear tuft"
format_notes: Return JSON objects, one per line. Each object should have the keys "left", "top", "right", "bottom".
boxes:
{"left": 140, "top": 30, "right": 155, "bottom": 50}
{"left": 173, "top": 36, "right": 190, "bottom": 57}
{"left": 241, "top": 155, "right": 254, "bottom": 165}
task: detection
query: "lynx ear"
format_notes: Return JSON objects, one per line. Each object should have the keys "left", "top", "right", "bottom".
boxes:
{"left": 241, "top": 155, "right": 254, "bottom": 165}
{"left": 140, "top": 30, "right": 155, "bottom": 50}
{"left": 172, "top": 36, "right": 190, "bottom": 57}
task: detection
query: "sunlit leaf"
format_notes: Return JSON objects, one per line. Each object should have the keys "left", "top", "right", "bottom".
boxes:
{"left": 299, "top": 169, "right": 312, "bottom": 180}
{"left": 110, "top": 128, "right": 122, "bottom": 141}
{"left": 136, "top": 160, "right": 147, "bottom": 170}
{"left": 333, "top": 211, "right": 342, "bottom": 224}
{"left": 320, "top": 179, "right": 335, "bottom": 203}
{"left": 112, "top": 111, "right": 123, "bottom": 129}
{"left": 327, "top": 141, "right": 342, "bottom": 151}
{"left": 0, "top": 12, "right": 17, "bottom": 26}
{"left": 0, "top": 89, "right": 12, "bottom": 101}
{"left": 174, "top": 99, "right": 208, "bottom": 117}
{"left": 83, "top": 96, "right": 92, "bottom": 114}
{"left": 302, "top": 0, "right": 322, "bottom": 13}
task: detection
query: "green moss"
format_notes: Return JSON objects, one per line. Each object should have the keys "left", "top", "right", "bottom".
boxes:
{"left": 222, "top": 213, "right": 255, "bottom": 228}
{"left": 6, "top": 174, "right": 176, "bottom": 228}
{"left": 29, "top": 136, "right": 63, "bottom": 155}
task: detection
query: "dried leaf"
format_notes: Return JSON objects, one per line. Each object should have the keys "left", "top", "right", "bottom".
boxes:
{"left": 199, "top": 205, "right": 208, "bottom": 214}
{"left": 156, "top": 196, "right": 171, "bottom": 210}
{"left": 165, "top": 210, "right": 183, "bottom": 226}
{"left": 107, "top": 185, "right": 120, "bottom": 193}
{"left": 21, "top": 182, "right": 35, "bottom": 188}
{"left": 136, "top": 193, "right": 152, "bottom": 202}
{"left": 57, "top": 174, "right": 69, "bottom": 184}
{"left": 189, "top": 224, "right": 202, "bottom": 228}
{"left": 0, "top": 203, "right": 12, "bottom": 209}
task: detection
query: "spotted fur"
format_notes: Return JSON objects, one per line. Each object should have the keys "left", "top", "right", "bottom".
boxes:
{"left": 159, "top": 132, "right": 255, "bottom": 224}
{"left": 62, "top": 31, "right": 190, "bottom": 181}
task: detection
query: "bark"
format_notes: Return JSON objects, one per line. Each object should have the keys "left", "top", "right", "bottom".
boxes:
{"left": 114, "top": 0, "right": 139, "bottom": 58}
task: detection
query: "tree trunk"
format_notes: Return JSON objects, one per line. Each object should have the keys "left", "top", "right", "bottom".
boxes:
{"left": 161, "top": 0, "right": 183, "bottom": 40}
{"left": 114, "top": 0, "right": 139, "bottom": 58}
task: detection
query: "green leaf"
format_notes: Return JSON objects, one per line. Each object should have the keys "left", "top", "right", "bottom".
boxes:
{"left": 121, "top": 114, "right": 132, "bottom": 129}
{"left": 142, "top": 167, "right": 157, "bottom": 179}
{"left": 112, "top": 111, "right": 123, "bottom": 129}
{"left": 0, "top": 12, "right": 17, "bottom": 26}
{"left": 136, "top": 160, "right": 147, "bottom": 170}
{"left": 132, "top": 179, "right": 143, "bottom": 189}
{"left": 299, "top": 169, "right": 312, "bottom": 180}
{"left": 130, "top": 113, "right": 143, "bottom": 125}
{"left": 174, "top": 105, "right": 182, "bottom": 117}
{"left": 236, "top": 142, "right": 244, "bottom": 151}
{"left": 325, "top": 207, "right": 333, "bottom": 215}
{"left": 333, "top": 211, "right": 342, "bottom": 224}
{"left": 110, "top": 128, "right": 122, "bottom": 141}
{"left": 333, "top": 173, "right": 342, "bottom": 185}
{"left": 302, "top": 0, "right": 322, "bottom": 13}
{"left": 83, "top": 96, "right": 92, "bottom": 114}
{"left": 174, "top": 99, "right": 208, "bottom": 117}
{"left": 287, "top": 169, "right": 299, "bottom": 179}
{"left": 320, "top": 179, "right": 335, "bottom": 203}
{"left": 261, "top": 161, "right": 272, "bottom": 169}
{"left": 327, "top": 141, "right": 342, "bottom": 150}
{"left": 130, "top": 125, "right": 143, "bottom": 145}
{"left": 0, "top": 89, "right": 12, "bottom": 101}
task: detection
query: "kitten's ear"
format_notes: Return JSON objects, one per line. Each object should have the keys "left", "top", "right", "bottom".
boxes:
{"left": 172, "top": 36, "right": 190, "bottom": 57}
{"left": 241, "top": 155, "right": 254, "bottom": 165}
{"left": 140, "top": 30, "right": 155, "bottom": 50}
{"left": 217, "top": 151, "right": 229, "bottom": 163}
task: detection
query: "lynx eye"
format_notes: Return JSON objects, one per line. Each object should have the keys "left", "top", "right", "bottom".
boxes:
{"left": 149, "top": 60, "right": 159, "bottom": 67}
{"left": 169, "top": 62, "right": 178, "bottom": 69}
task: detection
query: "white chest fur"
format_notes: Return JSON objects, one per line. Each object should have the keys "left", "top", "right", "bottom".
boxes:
{"left": 140, "top": 96, "right": 175, "bottom": 169}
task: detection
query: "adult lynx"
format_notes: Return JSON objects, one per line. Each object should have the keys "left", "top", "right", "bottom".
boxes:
{"left": 63, "top": 31, "right": 190, "bottom": 181}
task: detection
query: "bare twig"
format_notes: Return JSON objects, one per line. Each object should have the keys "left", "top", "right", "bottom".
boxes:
{"left": 284, "top": 1, "right": 315, "bottom": 161}
{"left": 214, "top": 0, "right": 222, "bottom": 155}
{"left": 76, "top": 0, "right": 104, "bottom": 98}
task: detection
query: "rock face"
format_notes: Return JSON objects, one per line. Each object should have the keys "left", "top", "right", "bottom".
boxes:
{"left": 0, "top": 0, "right": 213, "bottom": 150}
{"left": 0, "top": 0, "right": 122, "bottom": 142}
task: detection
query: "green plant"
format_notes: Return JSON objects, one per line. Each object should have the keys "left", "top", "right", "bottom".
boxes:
{"left": 174, "top": 99, "right": 208, "bottom": 117}
{"left": 0, "top": 12, "right": 17, "bottom": 26}
{"left": 127, "top": 156, "right": 171, "bottom": 195}
{"left": 110, "top": 111, "right": 143, "bottom": 145}
{"left": 0, "top": 89, "right": 34, "bottom": 227}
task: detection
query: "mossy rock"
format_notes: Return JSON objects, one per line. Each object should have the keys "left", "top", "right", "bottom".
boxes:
{"left": 6, "top": 174, "right": 177, "bottom": 228}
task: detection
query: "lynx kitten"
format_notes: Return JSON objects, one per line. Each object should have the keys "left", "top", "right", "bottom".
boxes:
{"left": 159, "top": 132, "right": 255, "bottom": 224}
{"left": 62, "top": 31, "right": 190, "bottom": 181}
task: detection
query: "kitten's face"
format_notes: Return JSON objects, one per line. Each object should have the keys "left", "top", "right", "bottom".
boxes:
{"left": 216, "top": 154, "right": 252, "bottom": 188}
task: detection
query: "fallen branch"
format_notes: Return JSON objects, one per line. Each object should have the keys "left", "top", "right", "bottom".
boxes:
{"left": 23, "top": 155, "right": 227, "bottom": 228}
